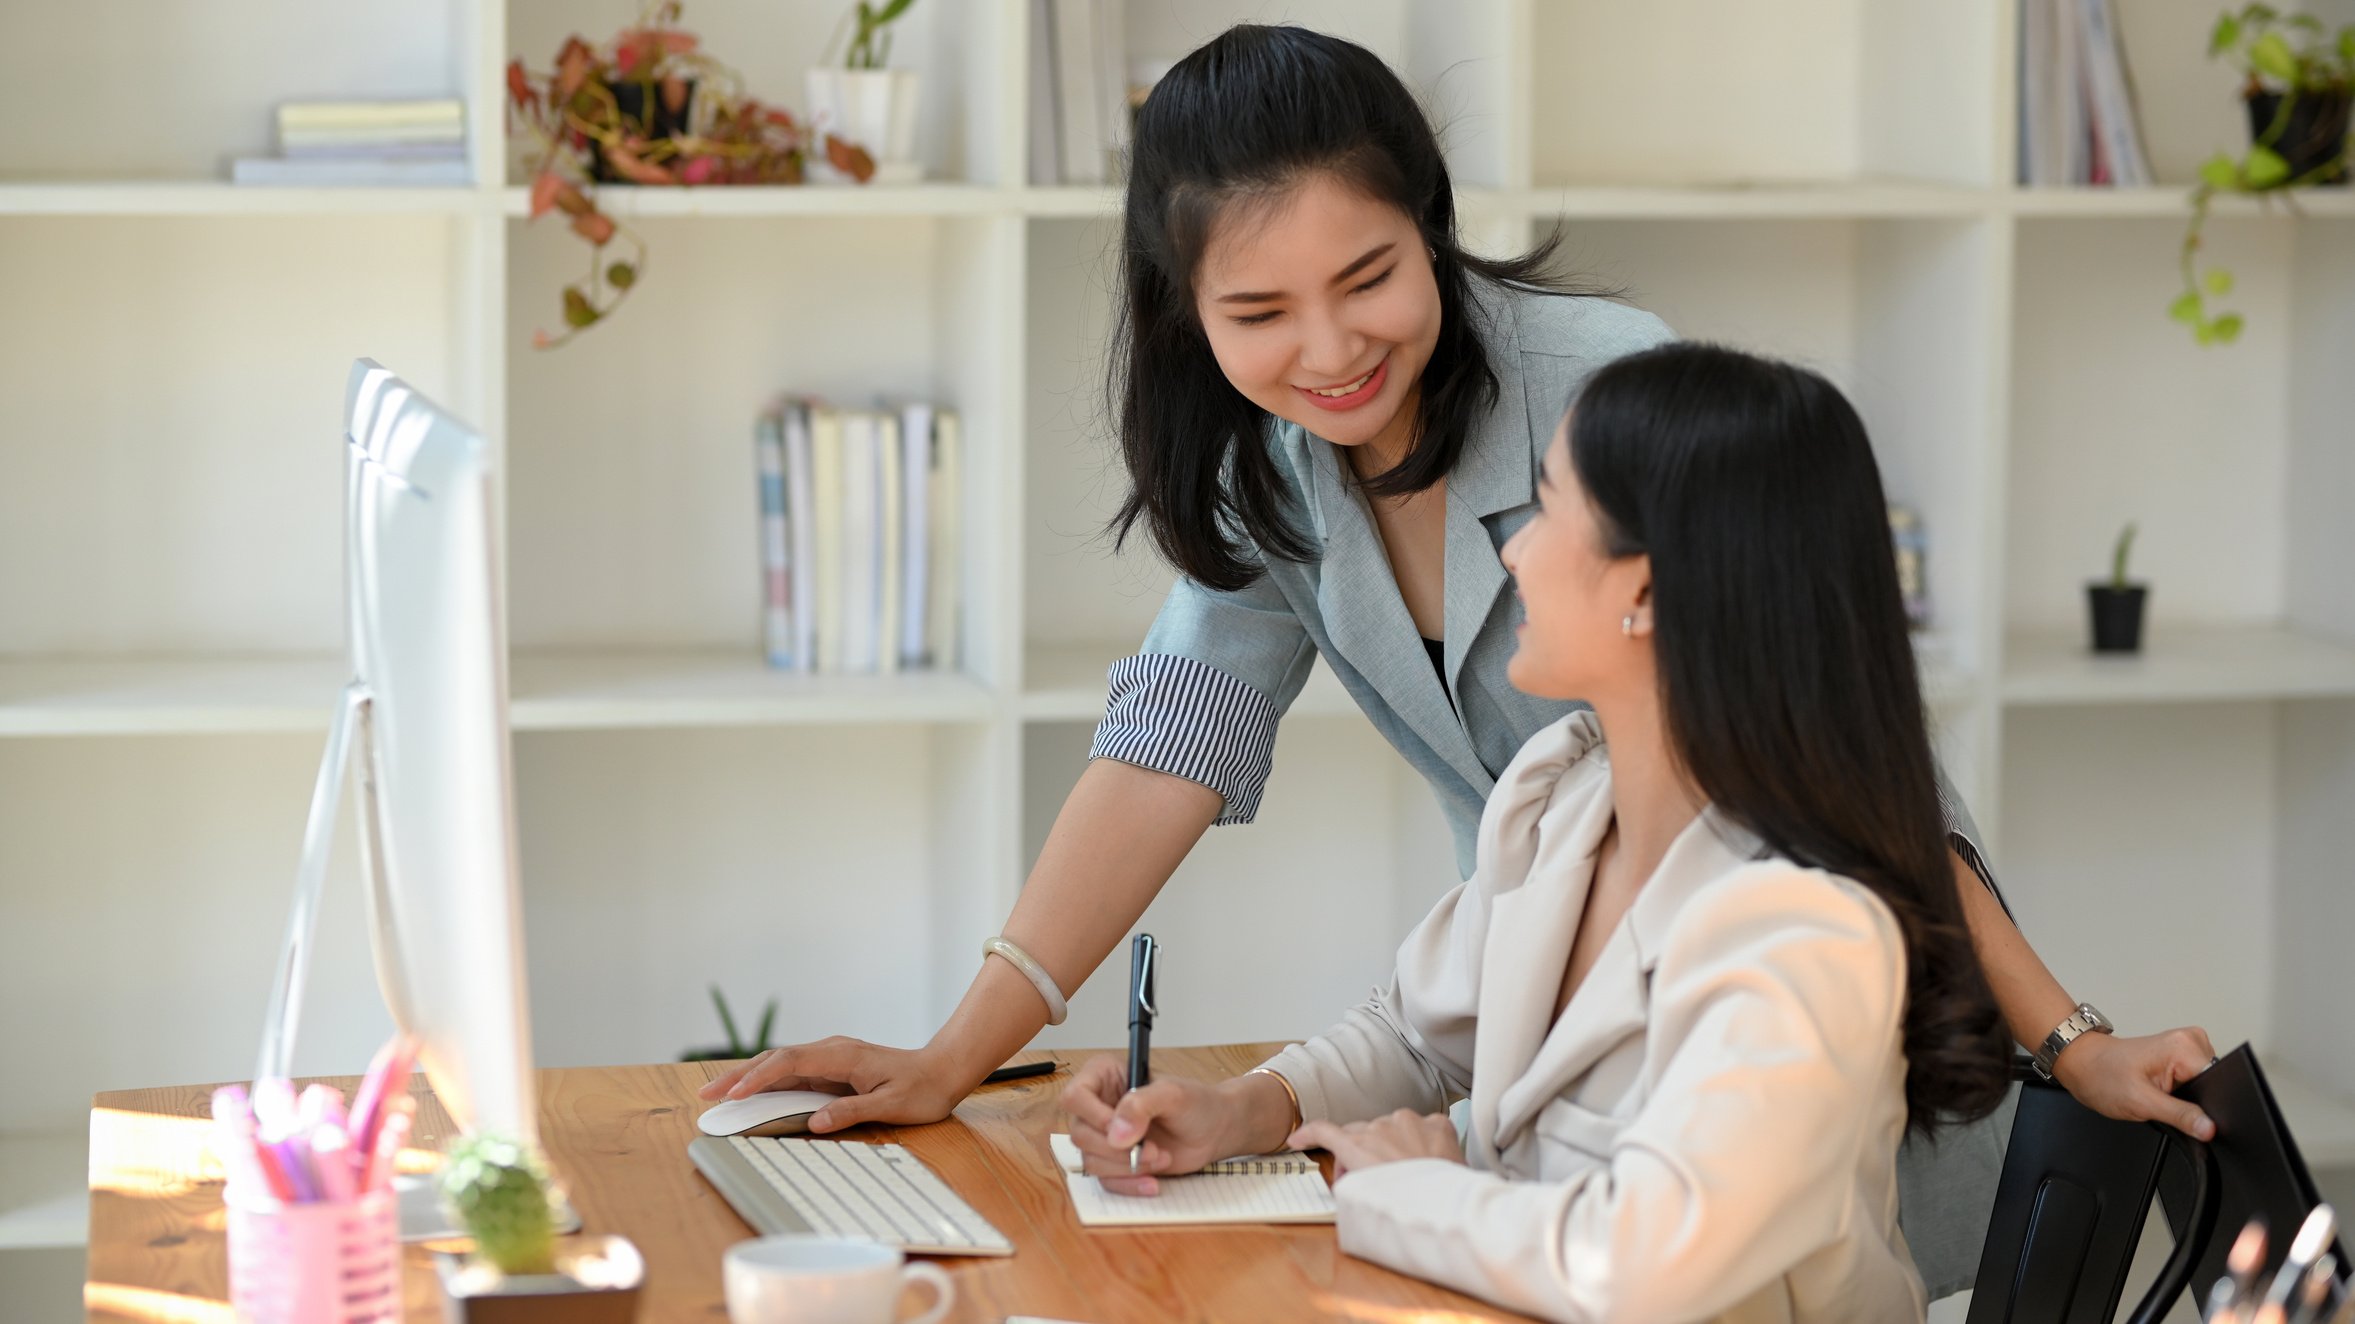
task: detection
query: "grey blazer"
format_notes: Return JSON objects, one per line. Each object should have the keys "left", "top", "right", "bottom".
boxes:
{"left": 1088, "top": 282, "right": 2009, "bottom": 1297}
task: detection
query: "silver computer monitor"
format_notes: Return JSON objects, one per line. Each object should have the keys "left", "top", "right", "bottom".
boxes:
{"left": 341, "top": 359, "right": 536, "bottom": 1154}
{"left": 254, "top": 360, "right": 545, "bottom": 1238}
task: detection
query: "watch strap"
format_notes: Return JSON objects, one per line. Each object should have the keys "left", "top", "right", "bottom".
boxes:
{"left": 2032, "top": 1002, "right": 2114, "bottom": 1079}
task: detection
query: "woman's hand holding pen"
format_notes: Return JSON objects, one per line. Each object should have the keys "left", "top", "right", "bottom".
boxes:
{"left": 1060, "top": 1056, "right": 1254, "bottom": 1197}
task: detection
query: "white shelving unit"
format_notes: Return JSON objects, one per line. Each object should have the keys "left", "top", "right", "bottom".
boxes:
{"left": 4, "top": 0, "right": 2351, "bottom": 1263}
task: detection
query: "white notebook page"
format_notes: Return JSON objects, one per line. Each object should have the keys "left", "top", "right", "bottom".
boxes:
{"left": 1048, "top": 1133, "right": 1335, "bottom": 1226}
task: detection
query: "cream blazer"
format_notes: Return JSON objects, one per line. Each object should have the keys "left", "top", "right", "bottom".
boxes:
{"left": 1262, "top": 712, "right": 1923, "bottom": 1324}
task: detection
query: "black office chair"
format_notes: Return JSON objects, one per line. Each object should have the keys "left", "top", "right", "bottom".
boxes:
{"left": 1969, "top": 1044, "right": 2349, "bottom": 1324}
{"left": 1965, "top": 1057, "right": 2212, "bottom": 1324}
{"left": 2158, "top": 1045, "right": 2351, "bottom": 1307}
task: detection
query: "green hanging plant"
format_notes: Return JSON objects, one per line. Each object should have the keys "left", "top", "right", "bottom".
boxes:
{"left": 2175, "top": 5, "right": 2355, "bottom": 345}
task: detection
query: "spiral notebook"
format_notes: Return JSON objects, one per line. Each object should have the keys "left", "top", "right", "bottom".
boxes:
{"left": 1048, "top": 1133, "right": 1336, "bottom": 1226}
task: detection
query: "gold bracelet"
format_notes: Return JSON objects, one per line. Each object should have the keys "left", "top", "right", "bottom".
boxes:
{"left": 1247, "top": 1067, "right": 1303, "bottom": 1140}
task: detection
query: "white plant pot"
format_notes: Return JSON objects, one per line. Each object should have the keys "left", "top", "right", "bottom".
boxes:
{"left": 805, "top": 67, "right": 922, "bottom": 184}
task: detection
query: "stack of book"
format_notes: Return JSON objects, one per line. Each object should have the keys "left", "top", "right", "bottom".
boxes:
{"left": 2018, "top": 0, "right": 2152, "bottom": 186}
{"left": 1027, "top": 0, "right": 1145, "bottom": 185}
{"left": 231, "top": 99, "right": 470, "bottom": 187}
{"left": 756, "top": 399, "right": 961, "bottom": 675}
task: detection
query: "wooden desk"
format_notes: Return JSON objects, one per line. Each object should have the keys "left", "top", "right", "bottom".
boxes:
{"left": 89, "top": 1044, "right": 1528, "bottom": 1322}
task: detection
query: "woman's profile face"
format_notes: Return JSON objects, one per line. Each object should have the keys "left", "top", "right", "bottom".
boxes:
{"left": 1190, "top": 172, "right": 1442, "bottom": 455}
{"left": 1500, "top": 418, "right": 1651, "bottom": 701}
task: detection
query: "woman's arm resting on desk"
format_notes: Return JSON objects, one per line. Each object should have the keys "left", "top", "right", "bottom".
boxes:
{"left": 700, "top": 759, "right": 1222, "bottom": 1127}
{"left": 1320, "top": 869, "right": 1916, "bottom": 1324}
{"left": 1950, "top": 849, "right": 2218, "bottom": 1139}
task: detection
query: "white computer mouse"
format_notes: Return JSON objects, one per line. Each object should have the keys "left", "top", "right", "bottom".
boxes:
{"left": 696, "top": 1089, "right": 843, "bottom": 1138}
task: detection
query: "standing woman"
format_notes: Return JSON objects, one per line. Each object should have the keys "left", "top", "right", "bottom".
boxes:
{"left": 708, "top": 24, "right": 2214, "bottom": 1296}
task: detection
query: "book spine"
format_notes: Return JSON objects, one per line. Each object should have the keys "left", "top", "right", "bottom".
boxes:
{"left": 928, "top": 411, "right": 961, "bottom": 673}
{"left": 277, "top": 98, "right": 466, "bottom": 126}
{"left": 1052, "top": 0, "right": 1103, "bottom": 184}
{"left": 784, "top": 400, "right": 820, "bottom": 675}
{"left": 811, "top": 407, "right": 845, "bottom": 674}
{"left": 841, "top": 413, "right": 879, "bottom": 673}
{"left": 1028, "top": 0, "right": 1063, "bottom": 186}
{"left": 278, "top": 125, "right": 468, "bottom": 149}
{"left": 877, "top": 412, "right": 904, "bottom": 677}
{"left": 230, "top": 158, "right": 471, "bottom": 187}
{"left": 900, "top": 403, "right": 932, "bottom": 668}
{"left": 1096, "top": 0, "right": 1129, "bottom": 182}
{"left": 756, "top": 409, "right": 793, "bottom": 669}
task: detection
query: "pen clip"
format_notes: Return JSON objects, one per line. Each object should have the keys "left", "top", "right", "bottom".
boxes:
{"left": 1133, "top": 935, "right": 1157, "bottom": 1021}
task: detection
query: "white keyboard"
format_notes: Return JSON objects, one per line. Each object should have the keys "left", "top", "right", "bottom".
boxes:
{"left": 688, "top": 1135, "right": 1014, "bottom": 1257}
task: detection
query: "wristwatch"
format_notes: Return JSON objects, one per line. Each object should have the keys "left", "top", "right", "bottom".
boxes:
{"left": 2032, "top": 1002, "right": 2115, "bottom": 1080}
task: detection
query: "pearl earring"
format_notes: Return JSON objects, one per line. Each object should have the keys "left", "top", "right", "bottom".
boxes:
{"left": 1621, "top": 614, "right": 1637, "bottom": 637}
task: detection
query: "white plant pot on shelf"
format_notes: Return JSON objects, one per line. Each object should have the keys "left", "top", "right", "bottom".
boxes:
{"left": 805, "top": 67, "right": 922, "bottom": 185}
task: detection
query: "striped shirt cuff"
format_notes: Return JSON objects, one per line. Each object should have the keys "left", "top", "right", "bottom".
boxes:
{"left": 1089, "top": 654, "right": 1280, "bottom": 826}
{"left": 1936, "top": 780, "right": 2009, "bottom": 918}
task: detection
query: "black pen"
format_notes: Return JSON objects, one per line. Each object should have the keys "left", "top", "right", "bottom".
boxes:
{"left": 979, "top": 1059, "right": 1058, "bottom": 1085}
{"left": 1127, "top": 932, "right": 1157, "bottom": 1174}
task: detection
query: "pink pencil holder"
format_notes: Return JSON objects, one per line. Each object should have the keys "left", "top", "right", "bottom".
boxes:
{"left": 225, "top": 1185, "right": 401, "bottom": 1323}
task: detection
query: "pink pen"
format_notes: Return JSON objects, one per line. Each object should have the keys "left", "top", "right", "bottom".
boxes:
{"left": 253, "top": 1078, "right": 297, "bottom": 1137}
{"left": 270, "top": 1136, "right": 317, "bottom": 1203}
{"left": 212, "top": 1087, "right": 296, "bottom": 1202}
{"left": 364, "top": 1106, "right": 413, "bottom": 1194}
{"left": 350, "top": 1033, "right": 418, "bottom": 1156}
{"left": 296, "top": 1083, "right": 345, "bottom": 1135}
{"left": 310, "top": 1123, "right": 357, "bottom": 1203}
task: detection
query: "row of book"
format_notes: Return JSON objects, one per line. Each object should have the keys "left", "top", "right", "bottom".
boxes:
{"left": 2018, "top": 0, "right": 2153, "bottom": 187}
{"left": 1027, "top": 0, "right": 1152, "bottom": 186}
{"left": 756, "top": 400, "right": 961, "bottom": 675}
{"left": 232, "top": 98, "right": 471, "bottom": 187}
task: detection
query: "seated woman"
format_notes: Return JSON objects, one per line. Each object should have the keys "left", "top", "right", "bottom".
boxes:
{"left": 1060, "top": 341, "right": 2014, "bottom": 1323}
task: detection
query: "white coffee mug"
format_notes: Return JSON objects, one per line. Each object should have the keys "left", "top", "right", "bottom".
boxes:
{"left": 723, "top": 1235, "right": 955, "bottom": 1324}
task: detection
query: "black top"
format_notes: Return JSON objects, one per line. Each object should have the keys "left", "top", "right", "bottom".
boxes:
{"left": 1422, "top": 637, "right": 1453, "bottom": 713}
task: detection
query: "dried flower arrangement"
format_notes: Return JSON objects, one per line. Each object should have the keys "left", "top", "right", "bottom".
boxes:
{"left": 506, "top": 2, "right": 878, "bottom": 347}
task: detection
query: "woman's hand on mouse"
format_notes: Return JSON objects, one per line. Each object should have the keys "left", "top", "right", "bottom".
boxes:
{"left": 1060, "top": 1055, "right": 1242, "bottom": 1196}
{"left": 698, "top": 1038, "right": 963, "bottom": 1133}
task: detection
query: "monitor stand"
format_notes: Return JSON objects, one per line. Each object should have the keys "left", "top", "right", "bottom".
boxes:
{"left": 258, "top": 682, "right": 578, "bottom": 1244}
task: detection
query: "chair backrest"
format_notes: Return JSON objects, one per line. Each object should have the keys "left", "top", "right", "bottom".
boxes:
{"left": 1966, "top": 1062, "right": 2207, "bottom": 1324}
{"left": 2158, "top": 1045, "right": 2349, "bottom": 1305}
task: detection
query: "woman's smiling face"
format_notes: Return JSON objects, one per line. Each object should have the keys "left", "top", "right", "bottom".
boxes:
{"left": 1190, "top": 172, "right": 1443, "bottom": 456}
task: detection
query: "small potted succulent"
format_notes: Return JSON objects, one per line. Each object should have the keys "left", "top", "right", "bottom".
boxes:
{"left": 2174, "top": 5, "right": 2354, "bottom": 345}
{"left": 680, "top": 984, "right": 778, "bottom": 1063}
{"left": 2088, "top": 522, "right": 2150, "bottom": 655}
{"left": 807, "top": 0, "right": 925, "bottom": 184}
{"left": 435, "top": 1134, "right": 643, "bottom": 1323}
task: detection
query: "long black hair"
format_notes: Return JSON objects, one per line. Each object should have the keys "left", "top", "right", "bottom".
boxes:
{"left": 1109, "top": 23, "right": 1609, "bottom": 592}
{"left": 1568, "top": 342, "right": 2012, "bottom": 1134}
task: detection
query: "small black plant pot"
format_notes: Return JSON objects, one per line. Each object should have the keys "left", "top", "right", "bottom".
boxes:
{"left": 589, "top": 79, "right": 697, "bottom": 184}
{"left": 2087, "top": 584, "right": 2149, "bottom": 654}
{"left": 679, "top": 1046, "right": 742, "bottom": 1063}
{"left": 2245, "top": 90, "right": 2352, "bottom": 184}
